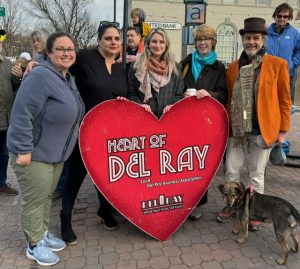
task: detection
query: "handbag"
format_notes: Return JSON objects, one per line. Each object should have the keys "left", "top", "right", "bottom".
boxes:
{"left": 269, "top": 144, "right": 286, "bottom": 166}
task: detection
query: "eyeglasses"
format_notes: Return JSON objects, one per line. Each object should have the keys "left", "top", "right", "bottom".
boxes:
{"left": 196, "top": 37, "right": 212, "bottom": 43}
{"left": 276, "top": 15, "right": 289, "bottom": 19}
{"left": 53, "top": 47, "right": 76, "bottom": 54}
{"left": 99, "top": 21, "right": 120, "bottom": 28}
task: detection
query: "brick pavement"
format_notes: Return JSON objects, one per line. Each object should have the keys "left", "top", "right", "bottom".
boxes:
{"left": 1, "top": 111, "right": 300, "bottom": 269}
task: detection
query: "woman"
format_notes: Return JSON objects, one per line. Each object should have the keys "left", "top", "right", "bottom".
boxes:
{"left": 31, "top": 28, "right": 50, "bottom": 61}
{"left": 128, "top": 27, "right": 184, "bottom": 118}
{"left": 26, "top": 28, "right": 64, "bottom": 200}
{"left": 265, "top": 3, "right": 300, "bottom": 103}
{"left": 180, "top": 24, "right": 227, "bottom": 221}
{"left": 60, "top": 21, "right": 128, "bottom": 245}
{"left": 7, "top": 32, "right": 85, "bottom": 266}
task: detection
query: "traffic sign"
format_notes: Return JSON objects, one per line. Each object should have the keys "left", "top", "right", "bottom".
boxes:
{"left": 0, "top": 7, "right": 5, "bottom": 17}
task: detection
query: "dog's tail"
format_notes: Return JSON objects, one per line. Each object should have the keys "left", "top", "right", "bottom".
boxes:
{"left": 290, "top": 205, "right": 300, "bottom": 223}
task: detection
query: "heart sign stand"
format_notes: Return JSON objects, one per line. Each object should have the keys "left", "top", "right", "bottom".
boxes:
{"left": 79, "top": 96, "right": 228, "bottom": 241}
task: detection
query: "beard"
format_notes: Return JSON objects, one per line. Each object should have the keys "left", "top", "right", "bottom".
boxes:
{"left": 244, "top": 46, "right": 260, "bottom": 58}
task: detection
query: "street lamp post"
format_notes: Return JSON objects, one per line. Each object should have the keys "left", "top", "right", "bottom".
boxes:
{"left": 122, "top": 0, "right": 131, "bottom": 69}
{"left": 114, "top": 0, "right": 116, "bottom": 22}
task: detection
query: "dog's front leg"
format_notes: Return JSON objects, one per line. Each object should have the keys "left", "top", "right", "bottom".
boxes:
{"left": 232, "top": 220, "right": 240, "bottom": 235}
{"left": 236, "top": 194, "right": 250, "bottom": 244}
{"left": 236, "top": 221, "right": 248, "bottom": 244}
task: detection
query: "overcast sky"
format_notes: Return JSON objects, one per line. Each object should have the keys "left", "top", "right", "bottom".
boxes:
{"left": 92, "top": 0, "right": 125, "bottom": 25}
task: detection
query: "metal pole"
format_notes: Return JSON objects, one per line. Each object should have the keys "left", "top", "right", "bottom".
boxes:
{"left": 114, "top": 0, "right": 116, "bottom": 22}
{"left": 122, "top": 0, "right": 129, "bottom": 69}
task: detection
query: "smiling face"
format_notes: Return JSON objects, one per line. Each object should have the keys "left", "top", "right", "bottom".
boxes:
{"left": 148, "top": 33, "right": 167, "bottom": 61}
{"left": 98, "top": 27, "right": 121, "bottom": 58}
{"left": 127, "top": 29, "right": 141, "bottom": 49}
{"left": 195, "top": 37, "right": 213, "bottom": 56}
{"left": 274, "top": 10, "right": 290, "bottom": 30}
{"left": 242, "top": 33, "right": 265, "bottom": 59}
{"left": 47, "top": 36, "right": 76, "bottom": 74}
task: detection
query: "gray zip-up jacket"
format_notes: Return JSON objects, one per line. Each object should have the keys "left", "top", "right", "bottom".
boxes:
{"left": 7, "top": 59, "right": 85, "bottom": 163}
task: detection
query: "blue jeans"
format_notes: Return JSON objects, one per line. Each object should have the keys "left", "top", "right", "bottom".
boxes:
{"left": 0, "top": 130, "right": 9, "bottom": 187}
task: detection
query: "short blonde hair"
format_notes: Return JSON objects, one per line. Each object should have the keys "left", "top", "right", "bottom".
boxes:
{"left": 192, "top": 24, "right": 217, "bottom": 50}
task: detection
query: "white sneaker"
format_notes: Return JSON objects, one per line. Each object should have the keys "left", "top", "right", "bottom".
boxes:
{"left": 189, "top": 206, "right": 202, "bottom": 221}
{"left": 26, "top": 242, "right": 59, "bottom": 266}
{"left": 41, "top": 230, "right": 66, "bottom": 252}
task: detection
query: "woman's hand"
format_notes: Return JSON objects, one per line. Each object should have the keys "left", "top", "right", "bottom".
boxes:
{"left": 163, "top": 105, "right": 173, "bottom": 114}
{"left": 116, "top": 96, "right": 128, "bottom": 101}
{"left": 16, "top": 153, "right": 32, "bottom": 166}
{"left": 196, "top": 89, "right": 211, "bottom": 99}
{"left": 141, "top": 104, "right": 152, "bottom": 113}
{"left": 23, "top": 61, "right": 39, "bottom": 76}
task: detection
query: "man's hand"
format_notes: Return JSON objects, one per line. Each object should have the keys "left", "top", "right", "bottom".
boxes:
{"left": 126, "top": 55, "right": 137, "bottom": 63}
{"left": 11, "top": 62, "right": 23, "bottom": 79}
{"left": 277, "top": 131, "right": 287, "bottom": 145}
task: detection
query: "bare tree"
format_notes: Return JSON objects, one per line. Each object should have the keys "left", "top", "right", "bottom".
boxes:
{"left": 0, "top": 0, "right": 25, "bottom": 56}
{"left": 27, "top": 0, "right": 97, "bottom": 48}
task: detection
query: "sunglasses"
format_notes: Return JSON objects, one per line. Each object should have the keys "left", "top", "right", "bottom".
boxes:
{"left": 99, "top": 21, "right": 120, "bottom": 28}
{"left": 276, "top": 15, "right": 289, "bottom": 19}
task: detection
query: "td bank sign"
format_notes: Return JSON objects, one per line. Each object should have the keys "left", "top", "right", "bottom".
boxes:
{"left": 147, "top": 22, "right": 182, "bottom": 30}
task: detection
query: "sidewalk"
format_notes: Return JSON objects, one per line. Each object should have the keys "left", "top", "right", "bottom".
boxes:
{"left": 1, "top": 112, "right": 300, "bottom": 269}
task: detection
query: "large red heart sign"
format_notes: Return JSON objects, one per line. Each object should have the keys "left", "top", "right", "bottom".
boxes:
{"left": 79, "top": 97, "right": 228, "bottom": 241}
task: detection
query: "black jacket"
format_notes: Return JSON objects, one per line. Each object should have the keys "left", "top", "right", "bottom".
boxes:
{"left": 180, "top": 54, "right": 227, "bottom": 105}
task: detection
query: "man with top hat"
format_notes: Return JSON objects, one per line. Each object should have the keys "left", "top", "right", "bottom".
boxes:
{"left": 216, "top": 18, "right": 291, "bottom": 229}
{"left": 0, "top": 29, "right": 23, "bottom": 196}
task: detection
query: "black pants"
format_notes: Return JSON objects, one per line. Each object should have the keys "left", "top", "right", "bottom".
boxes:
{"left": 62, "top": 142, "right": 111, "bottom": 215}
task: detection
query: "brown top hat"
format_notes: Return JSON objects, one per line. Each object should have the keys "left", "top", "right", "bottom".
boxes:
{"left": 239, "top": 17, "right": 267, "bottom": 35}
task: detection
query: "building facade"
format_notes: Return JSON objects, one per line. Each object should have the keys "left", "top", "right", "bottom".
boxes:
{"left": 132, "top": 0, "right": 300, "bottom": 62}
{"left": 132, "top": 0, "right": 300, "bottom": 104}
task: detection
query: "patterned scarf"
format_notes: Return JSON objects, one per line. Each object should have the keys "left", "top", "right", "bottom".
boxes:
{"left": 191, "top": 50, "right": 217, "bottom": 82}
{"left": 135, "top": 56, "right": 173, "bottom": 103}
{"left": 231, "top": 49, "right": 265, "bottom": 146}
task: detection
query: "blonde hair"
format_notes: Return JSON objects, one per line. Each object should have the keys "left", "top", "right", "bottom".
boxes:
{"left": 31, "top": 28, "right": 50, "bottom": 58}
{"left": 134, "top": 28, "right": 178, "bottom": 75}
{"left": 192, "top": 24, "right": 217, "bottom": 50}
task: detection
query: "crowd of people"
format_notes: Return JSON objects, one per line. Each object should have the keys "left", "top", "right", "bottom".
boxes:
{"left": 0, "top": 2, "right": 298, "bottom": 267}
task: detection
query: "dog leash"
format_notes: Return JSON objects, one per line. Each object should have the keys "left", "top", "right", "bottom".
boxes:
{"left": 249, "top": 184, "right": 254, "bottom": 198}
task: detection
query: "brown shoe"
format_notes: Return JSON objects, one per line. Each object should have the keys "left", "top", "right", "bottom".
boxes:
{"left": 216, "top": 206, "right": 236, "bottom": 223}
{"left": 0, "top": 183, "right": 19, "bottom": 196}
